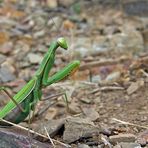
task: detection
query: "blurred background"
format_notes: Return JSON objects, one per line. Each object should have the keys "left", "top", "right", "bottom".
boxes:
{"left": 0, "top": 0, "right": 147, "bottom": 83}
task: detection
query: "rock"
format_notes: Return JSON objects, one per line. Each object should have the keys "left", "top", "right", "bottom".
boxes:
{"left": 28, "top": 53, "right": 43, "bottom": 64}
{"left": 2, "top": 59, "right": 15, "bottom": 73}
{"left": 137, "top": 130, "right": 148, "bottom": 147}
{"left": 0, "top": 32, "right": 10, "bottom": 45}
{"left": 0, "top": 129, "right": 50, "bottom": 148}
{"left": 78, "top": 143, "right": 91, "bottom": 148}
{"left": 0, "top": 42, "right": 13, "bottom": 54}
{"left": 0, "top": 54, "right": 6, "bottom": 64}
{"left": 63, "top": 117, "right": 100, "bottom": 143}
{"left": 13, "top": 40, "right": 31, "bottom": 58}
{"left": 0, "top": 65, "right": 16, "bottom": 83}
{"left": 47, "top": 0, "right": 58, "bottom": 8}
{"left": 113, "top": 144, "right": 121, "bottom": 148}
{"left": 19, "top": 69, "right": 32, "bottom": 81}
{"left": 116, "top": 142, "right": 141, "bottom": 148}
{"left": 127, "top": 80, "right": 144, "bottom": 95}
{"left": 104, "top": 26, "right": 121, "bottom": 35}
{"left": 105, "top": 71, "right": 121, "bottom": 83}
{"left": 19, "top": 61, "right": 30, "bottom": 68}
{"left": 71, "top": 37, "right": 92, "bottom": 58}
{"left": 37, "top": 119, "right": 64, "bottom": 137}
{"left": 108, "top": 29, "right": 144, "bottom": 54}
{"left": 44, "top": 107, "right": 57, "bottom": 120}
{"left": 67, "top": 103, "right": 81, "bottom": 115}
{"left": 82, "top": 107, "right": 100, "bottom": 121}
{"left": 109, "top": 134, "right": 136, "bottom": 144}
{"left": 92, "top": 36, "right": 109, "bottom": 52}
{"left": 63, "top": 19, "right": 76, "bottom": 30}
{"left": 91, "top": 75, "right": 102, "bottom": 83}
{"left": 33, "top": 29, "right": 46, "bottom": 38}
{"left": 32, "top": 14, "right": 47, "bottom": 31}
{"left": 123, "top": 0, "right": 148, "bottom": 17}
{"left": 80, "top": 97, "right": 92, "bottom": 104}
{"left": 100, "top": 128, "right": 113, "bottom": 136}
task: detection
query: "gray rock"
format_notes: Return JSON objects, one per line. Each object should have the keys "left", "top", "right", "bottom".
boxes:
{"left": 113, "top": 144, "right": 121, "bottom": 148}
{"left": 0, "top": 66, "right": 16, "bottom": 82}
{"left": 82, "top": 107, "right": 100, "bottom": 121}
{"left": 71, "top": 37, "right": 92, "bottom": 58}
{"left": 0, "top": 129, "right": 50, "bottom": 148}
{"left": 0, "top": 42, "right": 13, "bottom": 54}
{"left": 78, "top": 143, "right": 90, "bottom": 148}
{"left": 32, "top": 14, "right": 47, "bottom": 31}
{"left": 33, "top": 29, "right": 46, "bottom": 38}
{"left": 92, "top": 36, "right": 109, "bottom": 52}
{"left": 28, "top": 53, "right": 43, "bottom": 64}
{"left": 123, "top": 0, "right": 148, "bottom": 17}
{"left": 105, "top": 71, "right": 121, "bottom": 83}
{"left": 63, "top": 117, "right": 100, "bottom": 143}
{"left": 108, "top": 29, "right": 144, "bottom": 54}
{"left": 109, "top": 134, "right": 136, "bottom": 144}
{"left": 37, "top": 119, "right": 65, "bottom": 137}
{"left": 127, "top": 80, "right": 144, "bottom": 95}
{"left": 91, "top": 75, "right": 102, "bottom": 83}
{"left": 0, "top": 54, "right": 6, "bottom": 64}
{"left": 137, "top": 129, "right": 148, "bottom": 147}
{"left": 117, "top": 142, "right": 141, "bottom": 148}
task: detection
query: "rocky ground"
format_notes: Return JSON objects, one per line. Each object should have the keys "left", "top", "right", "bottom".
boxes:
{"left": 0, "top": 0, "right": 148, "bottom": 147}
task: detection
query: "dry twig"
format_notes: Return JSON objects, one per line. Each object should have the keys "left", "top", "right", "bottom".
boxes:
{"left": 112, "top": 118, "right": 148, "bottom": 129}
{"left": 90, "top": 86, "right": 125, "bottom": 94}
{"left": 80, "top": 57, "right": 130, "bottom": 70}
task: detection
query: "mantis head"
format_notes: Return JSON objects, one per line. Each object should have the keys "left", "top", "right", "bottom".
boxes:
{"left": 57, "top": 37, "right": 68, "bottom": 49}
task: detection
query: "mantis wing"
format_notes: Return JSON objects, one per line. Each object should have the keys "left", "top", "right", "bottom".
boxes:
{"left": 0, "top": 78, "right": 37, "bottom": 118}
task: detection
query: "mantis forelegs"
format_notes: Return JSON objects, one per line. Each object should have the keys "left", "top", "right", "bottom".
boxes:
{"left": 42, "top": 60, "right": 80, "bottom": 87}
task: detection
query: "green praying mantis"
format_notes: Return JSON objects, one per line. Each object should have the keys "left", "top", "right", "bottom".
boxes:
{"left": 0, "top": 37, "right": 80, "bottom": 126}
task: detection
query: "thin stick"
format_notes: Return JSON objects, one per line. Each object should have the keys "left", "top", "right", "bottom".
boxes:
{"left": 90, "top": 86, "right": 125, "bottom": 94}
{"left": 37, "top": 92, "right": 64, "bottom": 117}
{"left": 41, "top": 92, "right": 64, "bottom": 101}
{"left": 80, "top": 57, "right": 130, "bottom": 70}
{"left": 112, "top": 118, "right": 148, "bottom": 129}
{"left": 0, "top": 119, "right": 71, "bottom": 147}
{"left": 0, "top": 118, "right": 48, "bottom": 139}
{"left": 51, "top": 138, "right": 71, "bottom": 148}
{"left": 44, "top": 127, "right": 55, "bottom": 148}
{"left": 44, "top": 126, "right": 71, "bottom": 148}
{"left": 141, "top": 70, "right": 148, "bottom": 77}
{"left": 101, "top": 135, "right": 112, "bottom": 148}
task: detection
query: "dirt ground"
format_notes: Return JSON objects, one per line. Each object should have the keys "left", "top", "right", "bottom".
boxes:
{"left": 0, "top": 0, "right": 148, "bottom": 147}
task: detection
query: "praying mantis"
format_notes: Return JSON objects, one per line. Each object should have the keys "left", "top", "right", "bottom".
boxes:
{"left": 0, "top": 37, "right": 80, "bottom": 126}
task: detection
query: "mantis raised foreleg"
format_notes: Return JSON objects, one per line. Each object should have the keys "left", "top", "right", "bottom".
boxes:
{"left": 0, "top": 37, "right": 80, "bottom": 126}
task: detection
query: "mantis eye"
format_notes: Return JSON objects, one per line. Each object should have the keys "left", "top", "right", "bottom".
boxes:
{"left": 57, "top": 37, "right": 68, "bottom": 49}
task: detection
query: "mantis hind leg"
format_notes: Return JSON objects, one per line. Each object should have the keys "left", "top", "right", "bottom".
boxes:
{"left": 0, "top": 86, "right": 24, "bottom": 112}
{"left": 28, "top": 88, "right": 41, "bottom": 123}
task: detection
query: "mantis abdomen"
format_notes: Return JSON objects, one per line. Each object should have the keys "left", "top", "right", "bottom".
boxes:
{"left": 0, "top": 93, "right": 34, "bottom": 126}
